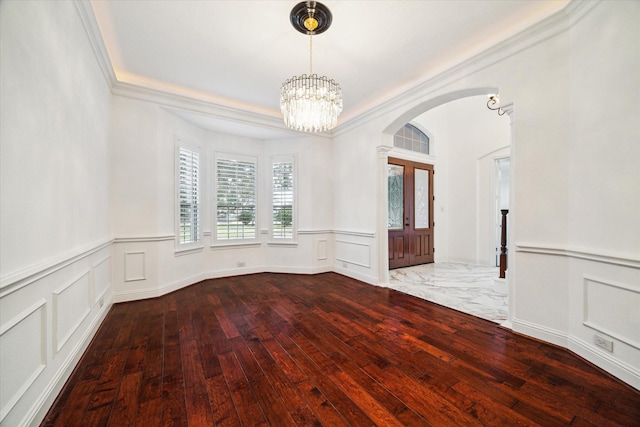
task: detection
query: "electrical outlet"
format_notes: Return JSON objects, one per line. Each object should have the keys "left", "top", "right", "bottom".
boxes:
{"left": 237, "top": 261, "right": 246, "bottom": 268}
{"left": 342, "top": 262, "right": 348, "bottom": 268}
{"left": 594, "top": 335, "right": 613, "bottom": 352}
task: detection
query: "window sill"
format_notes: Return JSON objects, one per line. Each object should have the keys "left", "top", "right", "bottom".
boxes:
{"left": 210, "top": 242, "right": 262, "bottom": 250}
{"left": 174, "top": 246, "right": 204, "bottom": 256}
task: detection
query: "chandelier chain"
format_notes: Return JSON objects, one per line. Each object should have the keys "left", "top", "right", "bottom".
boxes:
{"left": 309, "top": 34, "right": 313, "bottom": 75}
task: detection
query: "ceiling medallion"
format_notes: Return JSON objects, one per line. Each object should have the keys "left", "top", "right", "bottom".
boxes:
{"left": 280, "top": 1, "right": 343, "bottom": 133}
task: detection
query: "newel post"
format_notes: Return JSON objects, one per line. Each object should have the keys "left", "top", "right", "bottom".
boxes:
{"left": 499, "top": 209, "right": 509, "bottom": 279}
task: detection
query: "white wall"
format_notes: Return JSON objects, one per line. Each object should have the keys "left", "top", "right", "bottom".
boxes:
{"left": 1, "top": 2, "right": 111, "bottom": 273}
{"left": 0, "top": 2, "right": 112, "bottom": 426}
{"left": 564, "top": 0, "right": 640, "bottom": 384}
{"left": 332, "top": 120, "right": 381, "bottom": 284}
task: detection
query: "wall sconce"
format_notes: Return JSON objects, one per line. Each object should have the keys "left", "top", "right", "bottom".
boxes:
{"left": 487, "top": 94, "right": 505, "bottom": 116}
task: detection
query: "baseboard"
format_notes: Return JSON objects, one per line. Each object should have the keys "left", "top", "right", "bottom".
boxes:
{"left": 265, "top": 266, "right": 334, "bottom": 275}
{"left": 499, "top": 319, "right": 514, "bottom": 330}
{"left": 332, "top": 266, "right": 378, "bottom": 286}
{"left": 112, "top": 267, "right": 264, "bottom": 302}
{"left": 512, "top": 317, "right": 569, "bottom": 348}
{"left": 26, "top": 298, "right": 112, "bottom": 427}
{"left": 512, "top": 318, "right": 640, "bottom": 391}
{"left": 568, "top": 336, "right": 640, "bottom": 391}
{"left": 112, "top": 265, "right": 338, "bottom": 303}
{"left": 114, "top": 275, "right": 202, "bottom": 303}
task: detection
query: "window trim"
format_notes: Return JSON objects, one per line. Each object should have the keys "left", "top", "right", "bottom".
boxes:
{"left": 212, "top": 152, "right": 259, "bottom": 246}
{"left": 175, "top": 140, "right": 203, "bottom": 253}
{"left": 393, "top": 122, "right": 434, "bottom": 157}
{"left": 269, "top": 155, "right": 297, "bottom": 244}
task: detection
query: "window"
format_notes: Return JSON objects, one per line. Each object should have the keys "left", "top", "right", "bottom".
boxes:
{"left": 394, "top": 123, "right": 429, "bottom": 155}
{"left": 215, "top": 155, "right": 257, "bottom": 241}
{"left": 177, "top": 146, "right": 200, "bottom": 246}
{"left": 271, "top": 158, "right": 295, "bottom": 240}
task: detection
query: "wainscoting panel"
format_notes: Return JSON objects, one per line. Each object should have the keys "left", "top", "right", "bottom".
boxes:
{"left": 92, "top": 256, "right": 111, "bottom": 305}
{"left": 317, "top": 240, "right": 327, "bottom": 260}
{"left": 583, "top": 276, "right": 640, "bottom": 350}
{"left": 0, "top": 241, "right": 112, "bottom": 427}
{"left": 0, "top": 299, "right": 47, "bottom": 423}
{"left": 335, "top": 240, "right": 371, "bottom": 268}
{"left": 53, "top": 271, "right": 92, "bottom": 354}
{"left": 514, "top": 244, "right": 640, "bottom": 389}
{"left": 124, "top": 251, "right": 146, "bottom": 282}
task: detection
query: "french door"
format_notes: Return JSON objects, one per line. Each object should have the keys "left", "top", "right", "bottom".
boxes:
{"left": 388, "top": 158, "right": 434, "bottom": 269}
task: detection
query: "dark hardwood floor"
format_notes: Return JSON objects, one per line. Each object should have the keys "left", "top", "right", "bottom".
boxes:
{"left": 42, "top": 272, "right": 640, "bottom": 426}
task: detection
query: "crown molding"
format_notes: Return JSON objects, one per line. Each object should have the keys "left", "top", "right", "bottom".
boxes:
{"left": 76, "top": 0, "right": 594, "bottom": 139}
{"left": 332, "top": 0, "right": 591, "bottom": 137}
{"left": 110, "top": 80, "right": 293, "bottom": 135}
{"left": 74, "top": 0, "right": 117, "bottom": 88}
{"left": 73, "top": 0, "right": 300, "bottom": 137}
{"left": 564, "top": 0, "right": 601, "bottom": 26}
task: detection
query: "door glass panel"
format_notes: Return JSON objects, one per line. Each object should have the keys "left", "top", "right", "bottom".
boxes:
{"left": 414, "top": 168, "right": 429, "bottom": 229}
{"left": 388, "top": 164, "right": 404, "bottom": 230}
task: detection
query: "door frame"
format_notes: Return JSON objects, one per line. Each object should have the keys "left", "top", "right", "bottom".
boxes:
{"left": 388, "top": 157, "right": 434, "bottom": 269}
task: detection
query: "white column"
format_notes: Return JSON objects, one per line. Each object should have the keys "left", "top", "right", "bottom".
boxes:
{"left": 377, "top": 144, "right": 393, "bottom": 285}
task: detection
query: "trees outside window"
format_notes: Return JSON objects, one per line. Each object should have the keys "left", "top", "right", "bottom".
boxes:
{"left": 215, "top": 156, "right": 257, "bottom": 241}
{"left": 272, "top": 159, "right": 294, "bottom": 240}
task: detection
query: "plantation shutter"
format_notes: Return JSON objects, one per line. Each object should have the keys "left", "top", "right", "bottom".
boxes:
{"left": 216, "top": 158, "right": 257, "bottom": 240}
{"left": 272, "top": 161, "right": 294, "bottom": 239}
{"left": 179, "top": 147, "right": 200, "bottom": 244}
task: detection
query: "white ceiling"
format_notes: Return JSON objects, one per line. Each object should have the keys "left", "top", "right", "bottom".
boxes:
{"left": 91, "top": 0, "right": 569, "bottom": 137}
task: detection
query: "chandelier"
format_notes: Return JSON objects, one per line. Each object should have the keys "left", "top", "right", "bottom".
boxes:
{"left": 280, "top": 1, "right": 343, "bottom": 133}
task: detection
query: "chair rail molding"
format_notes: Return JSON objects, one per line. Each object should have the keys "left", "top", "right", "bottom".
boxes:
{"left": 0, "top": 239, "right": 113, "bottom": 296}
{"left": 515, "top": 243, "right": 640, "bottom": 269}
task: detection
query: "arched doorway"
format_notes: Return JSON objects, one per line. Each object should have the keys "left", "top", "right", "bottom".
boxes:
{"left": 378, "top": 89, "right": 515, "bottom": 326}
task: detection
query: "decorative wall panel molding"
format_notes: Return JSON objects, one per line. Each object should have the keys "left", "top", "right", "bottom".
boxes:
{"left": 124, "top": 251, "right": 146, "bottom": 282}
{"left": 0, "top": 299, "right": 47, "bottom": 423}
{"left": 27, "top": 298, "right": 111, "bottom": 427}
{"left": 318, "top": 240, "right": 328, "bottom": 260}
{"left": 53, "top": 271, "right": 92, "bottom": 353}
{"left": 92, "top": 256, "right": 111, "bottom": 305}
{"left": 335, "top": 240, "right": 371, "bottom": 268}
{"left": 583, "top": 276, "right": 640, "bottom": 350}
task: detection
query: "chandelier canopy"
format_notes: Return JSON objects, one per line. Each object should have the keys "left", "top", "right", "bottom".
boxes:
{"left": 280, "top": 1, "right": 343, "bottom": 133}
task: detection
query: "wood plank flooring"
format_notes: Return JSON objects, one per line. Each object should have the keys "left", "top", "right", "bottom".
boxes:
{"left": 42, "top": 272, "right": 640, "bottom": 426}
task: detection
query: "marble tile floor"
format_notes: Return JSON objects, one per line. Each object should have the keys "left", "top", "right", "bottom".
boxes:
{"left": 388, "top": 262, "right": 508, "bottom": 323}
